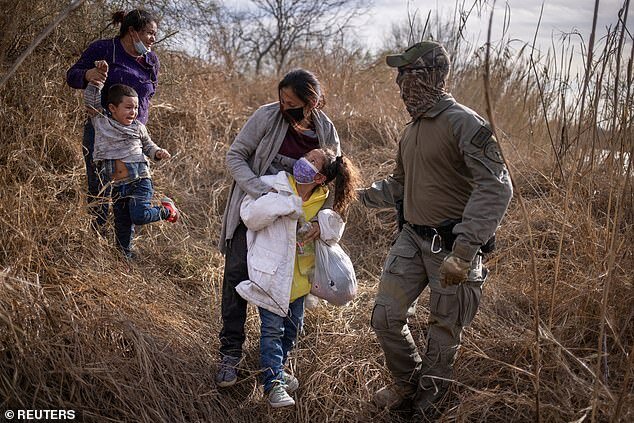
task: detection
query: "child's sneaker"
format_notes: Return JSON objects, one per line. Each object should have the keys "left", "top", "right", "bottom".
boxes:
{"left": 161, "top": 197, "right": 179, "bottom": 223}
{"left": 267, "top": 383, "right": 295, "bottom": 408}
{"left": 283, "top": 372, "right": 299, "bottom": 393}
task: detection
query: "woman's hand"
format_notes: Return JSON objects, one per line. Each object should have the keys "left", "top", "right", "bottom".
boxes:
{"left": 85, "top": 61, "right": 108, "bottom": 85}
{"left": 303, "top": 221, "right": 321, "bottom": 242}
{"left": 155, "top": 149, "right": 171, "bottom": 160}
{"left": 95, "top": 60, "right": 109, "bottom": 73}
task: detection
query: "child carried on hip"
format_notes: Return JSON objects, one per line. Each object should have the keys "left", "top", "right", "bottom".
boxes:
{"left": 236, "top": 148, "right": 359, "bottom": 408}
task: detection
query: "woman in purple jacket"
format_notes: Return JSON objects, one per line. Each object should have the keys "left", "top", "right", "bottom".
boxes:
{"left": 67, "top": 9, "right": 160, "bottom": 230}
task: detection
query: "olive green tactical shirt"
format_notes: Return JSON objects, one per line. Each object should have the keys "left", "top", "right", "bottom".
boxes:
{"left": 360, "top": 94, "right": 513, "bottom": 262}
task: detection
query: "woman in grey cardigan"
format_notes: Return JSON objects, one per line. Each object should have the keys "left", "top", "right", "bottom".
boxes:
{"left": 216, "top": 69, "right": 341, "bottom": 387}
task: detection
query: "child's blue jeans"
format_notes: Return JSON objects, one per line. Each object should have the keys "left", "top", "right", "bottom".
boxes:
{"left": 112, "top": 177, "right": 164, "bottom": 255}
{"left": 259, "top": 296, "right": 305, "bottom": 392}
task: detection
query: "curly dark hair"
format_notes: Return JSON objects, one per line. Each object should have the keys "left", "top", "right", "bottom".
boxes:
{"left": 319, "top": 149, "right": 361, "bottom": 218}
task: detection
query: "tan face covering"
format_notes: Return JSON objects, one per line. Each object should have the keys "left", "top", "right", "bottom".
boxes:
{"left": 396, "top": 56, "right": 449, "bottom": 119}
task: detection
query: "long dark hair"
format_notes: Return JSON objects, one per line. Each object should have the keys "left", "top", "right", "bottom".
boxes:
{"left": 278, "top": 69, "right": 325, "bottom": 109}
{"left": 111, "top": 9, "right": 157, "bottom": 37}
{"left": 319, "top": 149, "right": 360, "bottom": 217}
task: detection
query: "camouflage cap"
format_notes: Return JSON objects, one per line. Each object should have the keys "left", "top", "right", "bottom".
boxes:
{"left": 386, "top": 40, "right": 450, "bottom": 69}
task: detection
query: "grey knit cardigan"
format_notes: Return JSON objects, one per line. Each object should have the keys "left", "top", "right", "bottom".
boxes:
{"left": 219, "top": 102, "right": 341, "bottom": 253}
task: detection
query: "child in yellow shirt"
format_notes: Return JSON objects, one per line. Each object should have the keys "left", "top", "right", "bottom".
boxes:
{"left": 237, "top": 148, "right": 359, "bottom": 407}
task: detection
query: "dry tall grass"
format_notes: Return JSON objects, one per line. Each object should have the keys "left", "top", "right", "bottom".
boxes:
{"left": 0, "top": 2, "right": 632, "bottom": 422}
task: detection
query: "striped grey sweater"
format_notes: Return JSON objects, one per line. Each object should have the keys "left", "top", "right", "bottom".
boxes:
{"left": 84, "top": 83, "right": 160, "bottom": 163}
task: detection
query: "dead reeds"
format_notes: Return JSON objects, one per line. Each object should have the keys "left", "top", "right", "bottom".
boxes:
{"left": 0, "top": 1, "right": 632, "bottom": 422}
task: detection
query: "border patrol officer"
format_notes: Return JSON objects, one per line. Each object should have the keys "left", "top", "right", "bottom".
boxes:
{"left": 359, "top": 40, "right": 513, "bottom": 418}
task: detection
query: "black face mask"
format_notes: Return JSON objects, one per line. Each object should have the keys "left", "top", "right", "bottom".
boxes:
{"left": 285, "top": 107, "right": 305, "bottom": 122}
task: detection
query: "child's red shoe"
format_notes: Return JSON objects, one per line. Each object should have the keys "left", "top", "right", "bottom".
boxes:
{"left": 161, "top": 197, "right": 179, "bottom": 223}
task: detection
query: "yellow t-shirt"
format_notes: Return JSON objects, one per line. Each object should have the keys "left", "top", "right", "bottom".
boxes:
{"left": 288, "top": 175, "right": 328, "bottom": 302}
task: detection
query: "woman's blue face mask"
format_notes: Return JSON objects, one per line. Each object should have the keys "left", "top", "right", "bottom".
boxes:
{"left": 132, "top": 30, "right": 150, "bottom": 56}
{"left": 293, "top": 157, "right": 320, "bottom": 184}
{"left": 134, "top": 39, "right": 149, "bottom": 55}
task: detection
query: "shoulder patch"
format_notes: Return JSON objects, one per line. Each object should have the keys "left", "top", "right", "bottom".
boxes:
{"left": 484, "top": 141, "right": 505, "bottom": 164}
{"left": 470, "top": 126, "right": 492, "bottom": 148}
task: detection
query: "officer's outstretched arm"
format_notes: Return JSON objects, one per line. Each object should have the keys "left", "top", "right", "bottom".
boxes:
{"left": 358, "top": 148, "right": 405, "bottom": 209}
{"left": 357, "top": 176, "right": 404, "bottom": 209}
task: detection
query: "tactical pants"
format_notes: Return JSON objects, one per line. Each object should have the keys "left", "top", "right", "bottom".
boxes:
{"left": 371, "top": 224, "right": 487, "bottom": 393}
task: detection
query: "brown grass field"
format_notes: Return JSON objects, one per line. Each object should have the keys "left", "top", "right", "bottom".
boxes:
{"left": 0, "top": 1, "right": 632, "bottom": 422}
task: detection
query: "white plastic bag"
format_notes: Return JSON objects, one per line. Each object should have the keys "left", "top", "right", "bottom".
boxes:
{"left": 311, "top": 239, "right": 357, "bottom": 306}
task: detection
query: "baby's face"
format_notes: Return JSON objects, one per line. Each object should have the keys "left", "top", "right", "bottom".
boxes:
{"left": 109, "top": 95, "right": 139, "bottom": 126}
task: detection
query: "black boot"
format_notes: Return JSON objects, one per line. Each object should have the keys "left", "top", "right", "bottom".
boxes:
{"left": 411, "top": 376, "right": 448, "bottom": 422}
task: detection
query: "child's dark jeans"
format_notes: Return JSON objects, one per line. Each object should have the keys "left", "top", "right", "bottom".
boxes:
{"left": 112, "top": 177, "right": 165, "bottom": 255}
{"left": 83, "top": 120, "right": 110, "bottom": 228}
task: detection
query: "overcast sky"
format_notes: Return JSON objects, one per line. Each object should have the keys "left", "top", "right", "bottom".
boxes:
{"left": 225, "top": 0, "right": 626, "bottom": 54}
{"left": 221, "top": 0, "right": 629, "bottom": 76}
{"left": 357, "top": 0, "right": 625, "bottom": 52}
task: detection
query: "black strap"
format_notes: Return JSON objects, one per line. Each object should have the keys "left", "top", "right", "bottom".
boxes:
{"left": 407, "top": 220, "right": 496, "bottom": 254}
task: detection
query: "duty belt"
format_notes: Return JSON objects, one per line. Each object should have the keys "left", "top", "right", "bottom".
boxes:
{"left": 409, "top": 222, "right": 496, "bottom": 255}
{"left": 409, "top": 223, "right": 456, "bottom": 253}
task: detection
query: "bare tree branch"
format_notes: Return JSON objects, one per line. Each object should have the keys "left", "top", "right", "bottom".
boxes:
{"left": 236, "top": 0, "right": 370, "bottom": 75}
{"left": 0, "top": 0, "right": 86, "bottom": 90}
